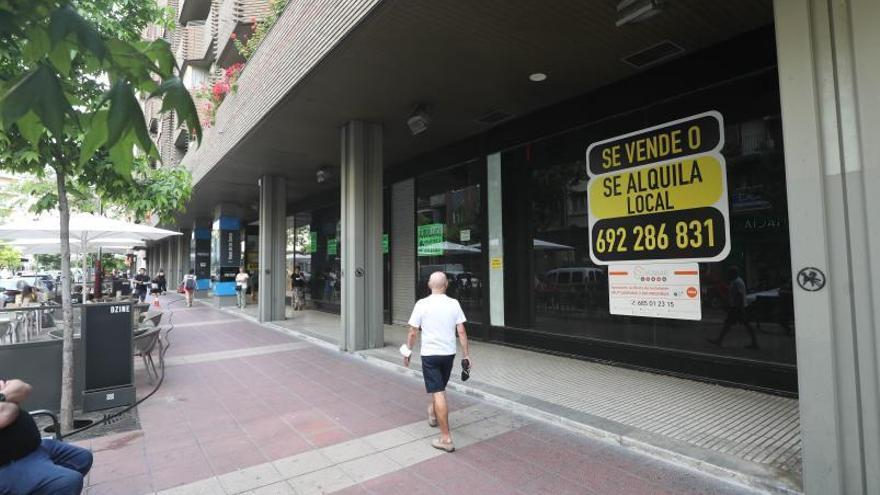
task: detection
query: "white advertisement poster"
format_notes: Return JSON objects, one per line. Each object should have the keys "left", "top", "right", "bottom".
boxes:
{"left": 608, "top": 263, "right": 701, "bottom": 320}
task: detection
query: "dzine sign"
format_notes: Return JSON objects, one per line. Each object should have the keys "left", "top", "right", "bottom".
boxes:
{"left": 586, "top": 111, "right": 731, "bottom": 264}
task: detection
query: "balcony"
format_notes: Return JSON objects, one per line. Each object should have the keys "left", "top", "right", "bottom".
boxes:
{"left": 178, "top": 0, "right": 212, "bottom": 24}
{"left": 174, "top": 125, "right": 190, "bottom": 151}
{"left": 215, "top": 0, "right": 272, "bottom": 68}
{"left": 175, "top": 21, "right": 213, "bottom": 72}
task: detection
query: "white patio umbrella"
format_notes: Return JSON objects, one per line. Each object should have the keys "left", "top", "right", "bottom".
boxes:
{"left": 12, "top": 239, "right": 136, "bottom": 255}
{"left": 0, "top": 213, "right": 180, "bottom": 242}
{"left": 0, "top": 213, "right": 180, "bottom": 284}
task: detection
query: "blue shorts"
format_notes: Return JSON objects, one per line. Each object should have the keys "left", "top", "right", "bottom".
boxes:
{"left": 422, "top": 354, "right": 455, "bottom": 393}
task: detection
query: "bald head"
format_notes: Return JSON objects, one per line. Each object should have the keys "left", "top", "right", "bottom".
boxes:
{"left": 428, "top": 272, "right": 448, "bottom": 294}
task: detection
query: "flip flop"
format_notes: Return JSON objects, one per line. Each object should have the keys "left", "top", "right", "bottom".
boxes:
{"left": 431, "top": 438, "right": 455, "bottom": 452}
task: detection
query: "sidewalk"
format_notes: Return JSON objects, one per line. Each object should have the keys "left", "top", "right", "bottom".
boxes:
{"left": 257, "top": 307, "right": 802, "bottom": 494}
{"left": 73, "top": 295, "right": 763, "bottom": 494}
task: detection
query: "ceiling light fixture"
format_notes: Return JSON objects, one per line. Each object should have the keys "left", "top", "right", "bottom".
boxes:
{"left": 406, "top": 104, "right": 432, "bottom": 136}
{"left": 616, "top": 0, "right": 664, "bottom": 27}
{"left": 529, "top": 72, "right": 547, "bottom": 82}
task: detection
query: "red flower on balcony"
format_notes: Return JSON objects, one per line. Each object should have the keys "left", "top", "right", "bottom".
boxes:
{"left": 230, "top": 33, "right": 237, "bottom": 40}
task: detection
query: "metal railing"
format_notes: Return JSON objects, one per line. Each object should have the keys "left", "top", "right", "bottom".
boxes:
{"left": 0, "top": 302, "right": 62, "bottom": 345}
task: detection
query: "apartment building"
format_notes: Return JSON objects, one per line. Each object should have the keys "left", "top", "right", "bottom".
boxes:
{"left": 144, "top": 2, "right": 880, "bottom": 494}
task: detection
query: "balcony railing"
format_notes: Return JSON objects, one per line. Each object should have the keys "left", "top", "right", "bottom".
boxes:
{"left": 176, "top": 21, "right": 212, "bottom": 72}
{"left": 215, "top": 0, "right": 272, "bottom": 68}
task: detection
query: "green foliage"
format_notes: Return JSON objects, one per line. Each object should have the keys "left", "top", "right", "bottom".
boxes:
{"left": 233, "top": 0, "right": 288, "bottom": 60}
{"left": 0, "top": 1, "right": 202, "bottom": 180}
{"left": 34, "top": 254, "right": 62, "bottom": 270}
{"left": 0, "top": 243, "right": 22, "bottom": 269}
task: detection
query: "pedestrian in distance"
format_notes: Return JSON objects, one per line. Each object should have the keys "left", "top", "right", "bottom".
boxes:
{"left": 709, "top": 266, "right": 759, "bottom": 349}
{"left": 291, "top": 265, "right": 306, "bottom": 311}
{"left": 0, "top": 379, "right": 93, "bottom": 494}
{"left": 154, "top": 269, "right": 167, "bottom": 294}
{"left": 235, "top": 267, "right": 250, "bottom": 309}
{"left": 132, "top": 267, "right": 150, "bottom": 303}
{"left": 403, "top": 271, "right": 471, "bottom": 452}
{"left": 182, "top": 269, "right": 197, "bottom": 307}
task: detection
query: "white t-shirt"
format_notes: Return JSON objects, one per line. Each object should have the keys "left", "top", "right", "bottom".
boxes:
{"left": 407, "top": 294, "right": 467, "bottom": 356}
{"left": 235, "top": 273, "right": 249, "bottom": 288}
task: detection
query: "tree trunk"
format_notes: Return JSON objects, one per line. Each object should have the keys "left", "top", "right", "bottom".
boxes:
{"left": 56, "top": 171, "right": 75, "bottom": 433}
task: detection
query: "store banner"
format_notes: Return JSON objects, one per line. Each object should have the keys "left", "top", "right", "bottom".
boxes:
{"left": 417, "top": 223, "right": 445, "bottom": 256}
{"left": 308, "top": 232, "right": 317, "bottom": 254}
{"left": 607, "top": 263, "right": 702, "bottom": 320}
{"left": 586, "top": 111, "right": 730, "bottom": 265}
{"left": 327, "top": 238, "right": 338, "bottom": 256}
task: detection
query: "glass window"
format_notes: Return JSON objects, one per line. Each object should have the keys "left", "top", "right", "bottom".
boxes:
{"left": 415, "top": 160, "right": 483, "bottom": 323}
{"left": 502, "top": 69, "right": 796, "bottom": 366}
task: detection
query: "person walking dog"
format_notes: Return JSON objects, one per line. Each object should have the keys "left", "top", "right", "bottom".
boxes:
{"left": 403, "top": 271, "right": 471, "bottom": 452}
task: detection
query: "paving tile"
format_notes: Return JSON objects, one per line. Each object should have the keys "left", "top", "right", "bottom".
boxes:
{"left": 519, "top": 472, "right": 597, "bottom": 495}
{"left": 206, "top": 445, "right": 269, "bottom": 475}
{"left": 320, "top": 438, "right": 376, "bottom": 463}
{"left": 305, "top": 427, "right": 354, "bottom": 448}
{"left": 151, "top": 459, "right": 214, "bottom": 491}
{"left": 358, "top": 471, "right": 442, "bottom": 495}
{"left": 384, "top": 440, "right": 443, "bottom": 466}
{"left": 86, "top": 474, "right": 153, "bottom": 495}
{"left": 272, "top": 450, "right": 334, "bottom": 479}
{"left": 259, "top": 433, "right": 312, "bottom": 460}
{"left": 217, "top": 463, "right": 283, "bottom": 493}
{"left": 455, "top": 441, "right": 547, "bottom": 487}
{"left": 337, "top": 452, "right": 401, "bottom": 483}
{"left": 361, "top": 427, "right": 418, "bottom": 451}
{"left": 245, "top": 481, "right": 298, "bottom": 494}
{"left": 286, "top": 466, "right": 354, "bottom": 495}
{"left": 156, "top": 476, "right": 226, "bottom": 495}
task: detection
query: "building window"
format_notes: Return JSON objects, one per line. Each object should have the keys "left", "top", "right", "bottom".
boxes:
{"left": 501, "top": 69, "right": 795, "bottom": 368}
{"left": 415, "top": 160, "right": 483, "bottom": 324}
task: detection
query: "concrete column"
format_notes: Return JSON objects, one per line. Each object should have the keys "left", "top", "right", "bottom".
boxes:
{"left": 774, "top": 1, "right": 880, "bottom": 493}
{"left": 258, "top": 176, "right": 287, "bottom": 322}
{"left": 340, "top": 121, "right": 384, "bottom": 351}
{"left": 192, "top": 218, "right": 212, "bottom": 290}
{"left": 179, "top": 228, "right": 192, "bottom": 283}
{"left": 211, "top": 205, "right": 242, "bottom": 304}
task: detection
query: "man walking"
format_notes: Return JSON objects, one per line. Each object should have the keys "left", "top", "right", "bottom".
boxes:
{"left": 403, "top": 271, "right": 471, "bottom": 452}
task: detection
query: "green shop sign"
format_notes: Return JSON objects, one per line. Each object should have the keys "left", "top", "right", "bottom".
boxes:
{"left": 382, "top": 233, "right": 389, "bottom": 254}
{"left": 327, "top": 238, "right": 338, "bottom": 256}
{"left": 308, "top": 232, "right": 317, "bottom": 254}
{"left": 418, "top": 223, "right": 445, "bottom": 256}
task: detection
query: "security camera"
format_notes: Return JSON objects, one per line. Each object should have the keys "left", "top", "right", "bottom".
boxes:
{"left": 407, "top": 105, "right": 431, "bottom": 136}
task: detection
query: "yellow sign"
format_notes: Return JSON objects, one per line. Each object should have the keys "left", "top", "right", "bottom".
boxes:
{"left": 490, "top": 257, "right": 503, "bottom": 270}
{"left": 588, "top": 155, "right": 723, "bottom": 219}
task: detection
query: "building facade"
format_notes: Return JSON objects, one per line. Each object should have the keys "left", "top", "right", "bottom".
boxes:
{"left": 145, "top": 1, "right": 880, "bottom": 493}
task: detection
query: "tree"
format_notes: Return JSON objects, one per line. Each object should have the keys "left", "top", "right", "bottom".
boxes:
{"left": 0, "top": 242, "right": 22, "bottom": 269}
{"left": 0, "top": 0, "right": 201, "bottom": 430}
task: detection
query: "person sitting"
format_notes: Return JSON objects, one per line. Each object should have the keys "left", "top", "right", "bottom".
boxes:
{"left": 0, "top": 379, "right": 93, "bottom": 494}
{"left": 15, "top": 285, "right": 38, "bottom": 306}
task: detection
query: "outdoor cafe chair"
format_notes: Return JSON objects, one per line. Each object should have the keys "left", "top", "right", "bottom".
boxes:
{"left": 30, "top": 409, "right": 62, "bottom": 441}
{"left": 133, "top": 326, "right": 163, "bottom": 384}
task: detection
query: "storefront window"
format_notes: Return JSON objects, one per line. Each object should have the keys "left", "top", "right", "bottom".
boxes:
{"left": 502, "top": 69, "right": 796, "bottom": 366}
{"left": 288, "top": 206, "right": 341, "bottom": 314}
{"left": 415, "top": 160, "right": 483, "bottom": 323}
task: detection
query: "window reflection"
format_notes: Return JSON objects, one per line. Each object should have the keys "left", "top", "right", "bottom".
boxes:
{"left": 416, "top": 161, "right": 483, "bottom": 323}
{"left": 504, "top": 73, "right": 796, "bottom": 366}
